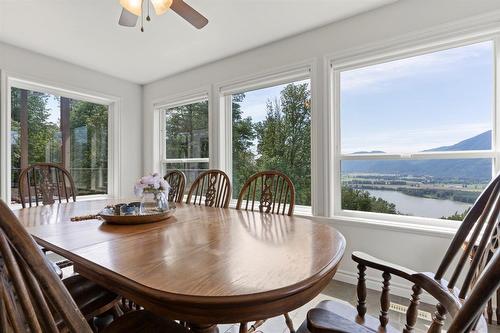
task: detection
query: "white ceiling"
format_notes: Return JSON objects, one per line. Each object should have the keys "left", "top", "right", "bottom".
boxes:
{"left": 0, "top": 0, "right": 396, "bottom": 84}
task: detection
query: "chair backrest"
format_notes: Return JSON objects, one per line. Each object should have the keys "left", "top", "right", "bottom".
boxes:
{"left": 186, "top": 169, "right": 231, "bottom": 208}
{"left": 19, "top": 163, "right": 76, "bottom": 208}
{"left": 0, "top": 200, "right": 92, "bottom": 333}
{"left": 236, "top": 171, "right": 295, "bottom": 216}
{"left": 447, "top": 249, "right": 500, "bottom": 333}
{"left": 164, "top": 170, "right": 187, "bottom": 203}
{"left": 434, "top": 172, "right": 500, "bottom": 299}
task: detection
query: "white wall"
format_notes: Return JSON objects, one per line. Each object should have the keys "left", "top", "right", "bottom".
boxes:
{"left": 0, "top": 41, "right": 142, "bottom": 197}
{"left": 142, "top": 0, "right": 500, "bottom": 298}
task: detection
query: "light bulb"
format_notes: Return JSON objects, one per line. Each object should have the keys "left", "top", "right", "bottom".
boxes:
{"left": 151, "top": 0, "right": 173, "bottom": 15}
{"left": 120, "top": 0, "right": 142, "bottom": 16}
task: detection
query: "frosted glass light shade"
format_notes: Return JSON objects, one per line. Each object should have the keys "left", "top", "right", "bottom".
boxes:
{"left": 151, "top": 0, "right": 173, "bottom": 15}
{"left": 120, "top": 0, "right": 142, "bottom": 16}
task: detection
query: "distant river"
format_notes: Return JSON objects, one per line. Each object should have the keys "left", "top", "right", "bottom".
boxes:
{"left": 366, "top": 189, "right": 472, "bottom": 219}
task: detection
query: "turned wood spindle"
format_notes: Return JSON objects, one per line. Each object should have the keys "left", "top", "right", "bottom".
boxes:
{"left": 403, "top": 284, "right": 422, "bottom": 333}
{"left": 497, "top": 288, "right": 500, "bottom": 325}
{"left": 356, "top": 263, "right": 367, "bottom": 318}
{"left": 428, "top": 303, "right": 447, "bottom": 333}
{"left": 379, "top": 271, "right": 391, "bottom": 327}
{"left": 284, "top": 312, "right": 295, "bottom": 333}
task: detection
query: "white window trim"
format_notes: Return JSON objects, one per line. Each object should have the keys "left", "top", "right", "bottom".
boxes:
{"left": 216, "top": 62, "right": 315, "bottom": 215}
{"left": 155, "top": 89, "right": 210, "bottom": 174}
{"left": 327, "top": 32, "right": 500, "bottom": 229}
{"left": 0, "top": 72, "right": 121, "bottom": 204}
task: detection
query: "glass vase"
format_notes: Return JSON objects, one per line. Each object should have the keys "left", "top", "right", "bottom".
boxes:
{"left": 141, "top": 190, "right": 169, "bottom": 213}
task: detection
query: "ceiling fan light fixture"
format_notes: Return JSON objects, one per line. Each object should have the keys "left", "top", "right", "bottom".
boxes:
{"left": 151, "top": 0, "right": 173, "bottom": 15}
{"left": 119, "top": 0, "right": 143, "bottom": 16}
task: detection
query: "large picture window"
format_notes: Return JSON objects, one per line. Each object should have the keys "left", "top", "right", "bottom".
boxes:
{"left": 160, "top": 99, "right": 209, "bottom": 194}
{"left": 230, "top": 79, "right": 311, "bottom": 206}
{"left": 336, "top": 41, "right": 496, "bottom": 221}
{"left": 10, "top": 87, "right": 109, "bottom": 204}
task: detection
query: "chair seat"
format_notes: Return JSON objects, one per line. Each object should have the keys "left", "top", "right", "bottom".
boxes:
{"left": 62, "top": 274, "right": 120, "bottom": 320}
{"left": 297, "top": 299, "right": 399, "bottom": 333}
{"left": 104, "top": 310, "right": 189, "bottom": 333}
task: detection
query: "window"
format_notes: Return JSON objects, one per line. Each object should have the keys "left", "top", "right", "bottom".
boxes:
{"left": 10, "top": 87, "right": 109, "bottom": 204}
{"left": 230, "top": 79, "right": 312, "bottom": 206}
{"left": 160, "top": 99, "right": 209, "bottom": 194}
{"left": 336, "top": 41, "right": 496, "bottom": 221}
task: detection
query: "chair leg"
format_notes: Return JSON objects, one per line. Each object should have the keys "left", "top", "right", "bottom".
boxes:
{"left": 283, "top": 313, "right": 295, "bottom": 333}
{"left": 239, "top": 322, "right": 247, "bottom": 333}
{"left": 247, "top": 320, "right": 265, "bottom": 333}
{"left": 111, "top": 304, "right": 123, "bottom": 318}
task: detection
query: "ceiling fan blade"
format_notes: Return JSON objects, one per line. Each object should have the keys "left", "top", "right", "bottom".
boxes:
{"left": 118, "top": 8, "right": 139, "bottom": 27}
{"left": 170, "top": 0, "right": 208, "bottom": 29}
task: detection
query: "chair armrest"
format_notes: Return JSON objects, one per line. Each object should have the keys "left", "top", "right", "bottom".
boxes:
{"left": 307, "top": 308, "right": 374, "bottom": 333}
{"left": 352, "top": 251, "right": 416, "bottom": 280}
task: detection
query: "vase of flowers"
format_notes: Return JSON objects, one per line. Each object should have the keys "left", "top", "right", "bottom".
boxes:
{"left": 134, "top": 173, "right": 170, "bottom": 212}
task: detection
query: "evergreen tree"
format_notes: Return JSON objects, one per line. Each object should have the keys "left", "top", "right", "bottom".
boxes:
{"left": 232, "top": 93, "right": 256, "bottom": 197}
{"left": 254, "top": 83, "right": 311, "bottom": 205}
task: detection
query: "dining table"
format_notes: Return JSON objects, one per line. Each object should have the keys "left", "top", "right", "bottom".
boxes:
{"left": 14, "top": 199, "right": 346, "bottom": 333}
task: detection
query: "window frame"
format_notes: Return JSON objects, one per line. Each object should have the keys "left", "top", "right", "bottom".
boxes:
{"left": 0, "top": 74, "right": 120, "bottom": 205}
{"left": 329, "top": 35, "right": 500, "bottom": 227}
{"left": 217, "top": 65, "right": 314, "bottom": 213}
{"left": 157, "top": 91, "right": 210, "bottom": 178}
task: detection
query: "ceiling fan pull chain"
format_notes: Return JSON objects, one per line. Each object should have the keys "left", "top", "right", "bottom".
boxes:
{"left": 147, "top": 0, "right": 151, "bottom": 22}
{"left": 140, "top": 0, "right": 144, "bottom": 32}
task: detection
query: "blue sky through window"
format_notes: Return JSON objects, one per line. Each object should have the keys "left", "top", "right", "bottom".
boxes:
{"left": 340, "top": 41, "right": 494, "bottom": 154}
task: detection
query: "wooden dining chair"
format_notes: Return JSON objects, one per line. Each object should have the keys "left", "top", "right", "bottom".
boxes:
{"left": 297, "top": 172, "right": 500, "bottom": 333}
{"left": 164, "top": 170, "right": 187, "bottom": 203}
{"left": 236, "top": 170, "right": 296, "bottom": 216}
{"left": 186, "top": 169, "right": 231, "bottom": 208}
{"left": 304, "top": 250, "right": 500, "bottom": 333}
{"left": 236, "top": 171, "right": 296, "bottom": 333}
{"left": 19, "top": 163, "right": 77, "bottom": 208}
{"left": 0, "top": 199, "right": 189, "bottom": 333}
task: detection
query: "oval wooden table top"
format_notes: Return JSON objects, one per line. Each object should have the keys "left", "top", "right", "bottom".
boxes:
{"left": 14, "top": 199, "right": 346, "bottom": 331}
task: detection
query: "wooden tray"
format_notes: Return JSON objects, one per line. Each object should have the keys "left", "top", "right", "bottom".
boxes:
{"left": 98, "top": 207, "right": 176, "bottom": 225}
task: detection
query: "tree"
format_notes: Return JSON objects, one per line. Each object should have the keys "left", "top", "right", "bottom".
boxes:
{"left": 441, "top": 208, "right": 469, "bottom": 221}
{"left": 163, "top": 101, "right": 210, "bottom": 189}
{"left": 231, "top": 93, "right": 257, "bottom": 197}
{"left": 341, "top": 187, "right": 397, "bottom": 214}
{"left": 254, "top": 83, "right": 311, "bottom": 205}
{"left": 10, "top": 88, "right": 59, "bottom": 193}
{"left": 69, "top": 100, "right": 108, "bottom": 194}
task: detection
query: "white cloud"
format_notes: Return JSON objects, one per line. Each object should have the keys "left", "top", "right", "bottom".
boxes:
{"left": 341, "top": 41, "right": 492, "bottom": 92}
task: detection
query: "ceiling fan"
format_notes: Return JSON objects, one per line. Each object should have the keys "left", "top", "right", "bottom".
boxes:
{"left": 118, "top": 0, "right": 208, "bottom": 31}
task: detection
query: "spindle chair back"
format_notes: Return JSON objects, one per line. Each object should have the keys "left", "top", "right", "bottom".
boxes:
{"left": 18, "top": 163, "right": 76, "bottom": 208}
{"left": 186, "top": 169, "right": 231, "bottom": 208}
{"left": 236, "top": 171, "right": 295, "bottom": 216}
{"left": 164, "top": 170, "right": 186, "bottom": 203}
{"left": 0, "top": 199, "right": 92, "bottom": 333}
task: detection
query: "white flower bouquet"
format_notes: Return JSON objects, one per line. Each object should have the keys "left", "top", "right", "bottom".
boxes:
{"left": 134, "top": 173, "right": 170, "bottom": 197}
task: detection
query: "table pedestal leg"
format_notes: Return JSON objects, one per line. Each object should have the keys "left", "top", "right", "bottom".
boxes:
{"left": 188, "top": 323, "right": 219, "bottom": 333}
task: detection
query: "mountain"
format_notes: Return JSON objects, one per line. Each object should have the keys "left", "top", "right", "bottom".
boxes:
{"left": 342, "top": 131, "right": 492, "bottom": 180}
{"left": 425, "top": 130, "right": 491, "bottom": 152}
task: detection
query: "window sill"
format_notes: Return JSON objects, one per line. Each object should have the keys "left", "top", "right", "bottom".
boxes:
{"left": 76, "top": 194, "right": 111, "bottom": 201}
{"left": 313, "top": 214, "right": 458, "bottom": 238}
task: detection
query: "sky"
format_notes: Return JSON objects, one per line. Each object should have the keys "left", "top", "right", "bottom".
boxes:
{"left": 340, "top": 41, "right": 494, "bottom": 153}
{"left": 237, "top": 41, "right": 494, "bottom": 154}
{"left": 238, "top": 79, "right": 309, "bottom": 123}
